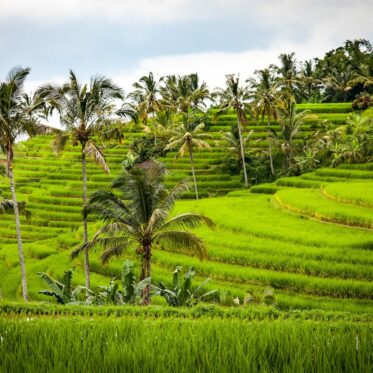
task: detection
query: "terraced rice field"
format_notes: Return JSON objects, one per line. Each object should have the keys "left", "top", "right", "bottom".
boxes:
{"left": 1, "top": 103, "right": 373, "bottom": 317}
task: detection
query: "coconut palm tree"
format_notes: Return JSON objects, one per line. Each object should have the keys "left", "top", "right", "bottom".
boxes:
{"left": 298, "top": 60, "right": 322, "bottom": 102}
{"left": 37, "top": 70, "right": 124, "bottom": 288}
{"left": 129, "top": 72, "right": 162, "bottom": 126}
{"left": 165, "top": 119, "right": 211, "bottom": 200}
{"left": 323, "top": 65, "right": 355, "bottom": 102}
{"left": 214, "top": 74, "right": 250, "bottom": 187}
{"left": 160, "top": 74, "right": 209, "bottom": 115}
{"left": 223, "top": 126, "right": 254, "bottom": 171}
{"left": 0, "top": 66, "right": 53, "bottom": 301}
{"left": 72, "top": 161, "right": 214, "bottom": 303}
{"left": 348, "top": 62, "right": 373, "bottom": 89}
{"left": 277, "top": 101, "right": 318, "bottom": 170}
{"left": 271, "top": 53, "right": 300, "bottom": 99}
{"left": 248, "top": 69, "right": 280, "bottom": 176}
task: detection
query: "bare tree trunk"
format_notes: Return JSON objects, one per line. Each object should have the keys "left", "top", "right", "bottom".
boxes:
{"left": 7, "top": 149, "right": 28, "bottom": 301}
{"left": 237, "top": 117, "right": 248, "bottom": 188}
{"left": 268, "top": 119, "right": 275, "bottom": 176}
{"left": 81, "top": 144, "right": 90, "bottom": 289}
{"left": 188, "top": 143, "right": 199, "bottom": 200}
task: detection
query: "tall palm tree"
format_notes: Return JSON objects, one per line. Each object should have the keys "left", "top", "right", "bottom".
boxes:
{"left": 248, "top": 69, "right": 280, "bottom": 176}
{"left": 165, "top": 120, "right": 211, "bottom": 200}
{"left": 129, "top": 72, "right": 162, "bottom": 126}
{"left": 37, "top": 70, "right": 124, "bottom": 288}
{"left": 214, "top": 74, "right": 250, "bottom": 187}
{"left": 0, "top": 66, "right": 52, "bottom": 300}
{"left": 72, "top": 162, "right": 214, "bottom": 303}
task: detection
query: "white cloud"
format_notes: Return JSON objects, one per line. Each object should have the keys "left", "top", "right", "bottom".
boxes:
{"left": 112, "top": 37, "right": 339, "bottom": 92}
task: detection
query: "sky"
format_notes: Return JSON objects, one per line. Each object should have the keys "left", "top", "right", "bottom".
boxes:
{"left": 1, "top": 0, "right": 372, "bottom": 95}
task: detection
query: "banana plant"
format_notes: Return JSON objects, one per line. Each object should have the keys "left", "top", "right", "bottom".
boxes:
{"left": 155, "top": 266, "right": 217, "bottom": 307}
{"left": 38, "top": 268, "right": 89, "bottom": 304}
{"left": 122, "top": 260, "right": 151, "bottom": 304}
{"left": 93, "top": 260, "right": 151, "bottom": 305}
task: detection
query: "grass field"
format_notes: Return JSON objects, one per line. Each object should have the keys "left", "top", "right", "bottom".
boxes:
{"left": 0, "top": 103, "right": 372, "bottom": 314}
{"left": 0, "top": 102, "right": 372, "bottom": 372}
{"left": 1, "top": 305, "right": 373, "bottom": 373}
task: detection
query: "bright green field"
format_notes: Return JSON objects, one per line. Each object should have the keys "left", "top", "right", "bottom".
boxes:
{"left": 0, "top": 102, "right": 372, "bottom": 372}
{"left": 0, "top": 103, "right": 373, "bottom": 316}
{"left": 1, "top": 311, "right": 373, "bottom": 373}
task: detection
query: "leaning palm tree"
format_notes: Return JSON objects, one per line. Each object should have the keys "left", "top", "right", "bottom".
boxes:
{"left": 72, "top": 161, "right": 214, "bottom": 303}
{"left": 0, "top": 66, "right": 52, "bottom": 301}
{"left": 248, "top": 69, "right": 281, "bottom": 176}
{"left": 37, "top": 70, "right": 124, "bottom": 288}
{"left": 165, "top": 120, "right": 211, "bottom": 200}
{"left": 214, "top": 74, "right": 250, "bottom": 187}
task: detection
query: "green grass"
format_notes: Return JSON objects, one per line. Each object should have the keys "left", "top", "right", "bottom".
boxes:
{"left": 275, "top": 189, "right": 373, "bottom": 229}
{"left": 1, "top": 313, "right": 372, "bottom": 373}
{"left": 322, "top": 181, "right": 373, "bottom": 207}
{"left": 0, "top": 102, "right": 372, "bottom": 322}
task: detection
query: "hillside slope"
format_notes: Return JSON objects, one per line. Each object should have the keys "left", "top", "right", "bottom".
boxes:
{"left": 1, "top": 103, "right": 372, "bottom": 315}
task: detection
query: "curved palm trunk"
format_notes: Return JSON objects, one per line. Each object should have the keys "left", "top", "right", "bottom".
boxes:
{"left": 7, "top": 148, "right": 28, "bottom": 301}
{"left": 236, "top": 116, "right": 248, "bottom": 188}
{"left": 267, "top": 119, "right": 275, "bottom": 176}
{"left": 81, "top": 144, "right": 90, "bottom": 289}
{"left": 188, "top": 143, "right": 199, "bottom": 200}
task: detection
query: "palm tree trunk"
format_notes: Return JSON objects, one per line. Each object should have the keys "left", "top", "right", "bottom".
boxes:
{"left": 268, "top": 119, "right": 275, "bottom": 176}
{"left": 81, "top": 144, "right": 90, "bottom": 289}
{"left": 7, "top": 149, "right": 28, "bottom": 301}
{"left": 141, "top": 244, "right": 151, "bottom": 305}
{"left": 237, "top": 116, "right": 248, "bottom": 188}
{"left": 188, "top": 143, "right": 199, "bottom": 200}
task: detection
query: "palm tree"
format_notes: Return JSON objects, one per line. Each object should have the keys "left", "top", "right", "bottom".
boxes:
{"left": 72, "top": 161, "right": 214, "bottom": 303}
{"left": 165, "top": 120, "right": 211, "bottom": 200}
{"left": 160, "top": 74, "right": 209, "bottom": 115}
{"left": 348, "top": 62, "right": 373, "bottom": 89}
{"left": 298, "top": 60, "right": 321, "bottom": 102}
{"left": 277, "top": 101, "right": 317, "bottom": 170}
{"left": 214, "top": 74, "right": 250, "bottom": 187}
{"left": 0, "top": 66, "right": 52, "bottom": 301}
{"left": 271, "top": 53, "right": 300, "bottom": 99}
{"left": 223, "top": 126, "right": 254, "bottom": 171}
{"left": 129, "top": 72, "right": 162, "bottom": 126}
{"left": 37, "top": 70, "right": 124, "bottom": 288}
{"left": 248, "top": 69, "right": 280, "bottom": 176}
{"left": 323, "top": 65, "right": 355, "bottom": 102}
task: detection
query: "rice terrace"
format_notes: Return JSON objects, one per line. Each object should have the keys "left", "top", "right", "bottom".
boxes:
{"left": 1, "top": 1, "right": 373, "bottom": 372}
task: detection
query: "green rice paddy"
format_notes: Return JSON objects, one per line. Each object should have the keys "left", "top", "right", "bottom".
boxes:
{"left": 0, "top": 102, "right": 372, "bottom": 371}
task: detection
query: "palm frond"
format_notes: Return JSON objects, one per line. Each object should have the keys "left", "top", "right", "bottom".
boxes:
{"left": 161, "top": 213, "right": 215, "bottom": 231}
{"left": 155, "top": 230, "right": 207, "bottom": 259}
{"left": 85, "top": 141, "right": 110, "bottom": 173}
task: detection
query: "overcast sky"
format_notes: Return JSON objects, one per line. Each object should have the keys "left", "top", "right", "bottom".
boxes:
{"left": 1, "top": 0, "right": 372, "bottom": 94}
